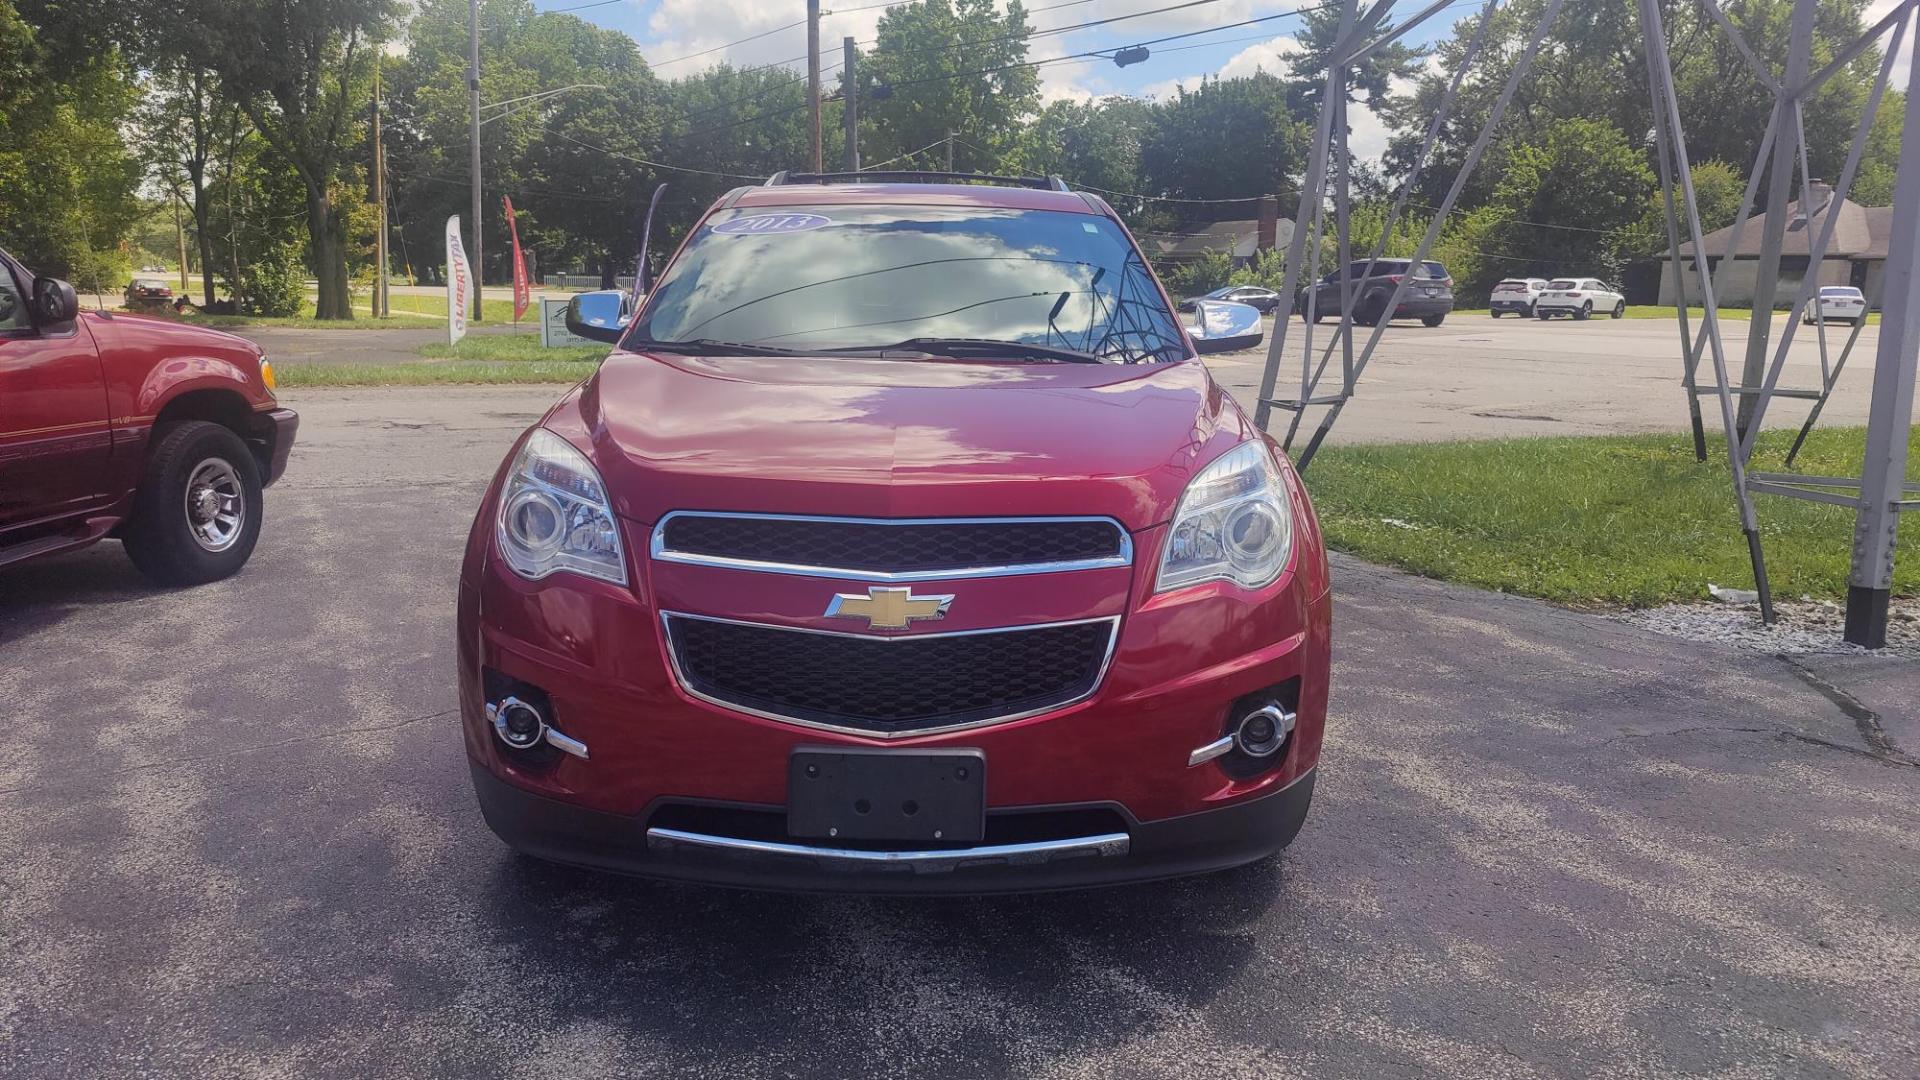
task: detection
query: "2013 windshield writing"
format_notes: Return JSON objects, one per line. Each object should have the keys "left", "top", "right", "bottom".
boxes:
{"left": 627, "top": 205, "right": 1188, "bottom": 364}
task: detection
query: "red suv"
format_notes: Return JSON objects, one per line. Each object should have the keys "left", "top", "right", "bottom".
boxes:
{"left": 0, "top": 248, "right": 296, "bottom": 583}
{"left": 458, "top": 175, "right": 1331, "bottom": 892}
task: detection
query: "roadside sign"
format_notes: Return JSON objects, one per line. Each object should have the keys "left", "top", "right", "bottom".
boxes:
{"left": 445, "top": 215, "right": 470, "bottom": 345}
{"left": 541, "top": 298, "right": 588, "bottom": 347}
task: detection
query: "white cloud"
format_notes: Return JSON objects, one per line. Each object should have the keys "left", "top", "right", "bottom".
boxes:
{"left": 1139, "top": 34, "right": 1298, "bottom": 98}
{"left": 1865, "top": 0, "right": 1912, "bottom": 90}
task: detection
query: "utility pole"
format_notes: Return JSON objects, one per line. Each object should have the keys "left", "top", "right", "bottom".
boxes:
{"left": 173, "top": 198, "right": 190, "bottom": 291}
{"left": 807, "top": 0, "right": 823, "bottom": 172}
{"left": 1737, "top": 0, "right": 1814, "bottom": 437}
{"left": 842, "top": 36, "right": 859, "bottom": 171}
{"left": 468, "top": 0, "right": 484, "bottom": 321}
{"left": 945, "top": 129, "right": 955, "bottom": 172}
{"left": 373, "top": 54, "right": 389, "bottom": 319}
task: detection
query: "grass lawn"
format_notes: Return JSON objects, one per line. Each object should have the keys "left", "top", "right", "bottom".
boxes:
{"left": 276, "top": 360, "right": 601, "bottom": 386}
{"left": 417, "top": 336, "right": 607, "bottom": 363}
{"left": 1305, "top": 426, "right": 1918, "bottom": 606}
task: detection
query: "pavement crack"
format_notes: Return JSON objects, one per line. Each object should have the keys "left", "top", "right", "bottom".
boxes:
{"left": 1776, "top": 655, "right": 1919, "bottom": 767}
{"left": 0, "top": 707, "right": 458, "bottom": 798}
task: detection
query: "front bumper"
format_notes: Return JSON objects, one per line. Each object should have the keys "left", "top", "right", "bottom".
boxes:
{"left": 457, "top": 456, "right": 1333, "bottom": 892}
{"left": 250, "top": 407, "right": 299, "bottom": 486}
{"left": 470, "top": 759, "right": 1315, "bottom": 893}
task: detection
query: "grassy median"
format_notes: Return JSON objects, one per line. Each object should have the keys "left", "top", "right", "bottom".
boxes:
{"left": 416, "top": 336, "right": 606, "bottom": 362}
{"left": 276, "top": 360, "right": 602, "bottom": 386}
{"left": 1305, "top": 426, "right": 1918, "bottom": 606}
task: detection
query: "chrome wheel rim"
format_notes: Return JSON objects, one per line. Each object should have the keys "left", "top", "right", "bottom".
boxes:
{"left": 184, "top": 457, "right": 245, "bottom": 553}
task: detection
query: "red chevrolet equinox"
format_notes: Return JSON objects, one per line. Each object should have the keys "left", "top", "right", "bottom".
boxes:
{"left": 458, "top": 174, "right": 1332, "bottom": 892}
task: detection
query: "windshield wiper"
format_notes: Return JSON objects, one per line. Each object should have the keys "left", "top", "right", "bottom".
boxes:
{"left": 840, "top": 337, "right": 1106, "bottom": 364}
{"left": 626, "top": 337, "right": 813, "bottom": 357}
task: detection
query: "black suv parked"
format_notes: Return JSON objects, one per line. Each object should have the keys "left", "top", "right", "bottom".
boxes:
{"left": 1296, "top": 259, "right": 1454, "bottom": 327}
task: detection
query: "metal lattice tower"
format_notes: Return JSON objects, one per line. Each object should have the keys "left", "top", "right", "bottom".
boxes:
{"left": 1253, "top": 0, "right": 1920, "bottom": 648}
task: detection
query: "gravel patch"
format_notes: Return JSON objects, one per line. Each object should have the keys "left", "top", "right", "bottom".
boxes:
{"left": 1619, "top": 595, "right": 1920, "bottom": 660}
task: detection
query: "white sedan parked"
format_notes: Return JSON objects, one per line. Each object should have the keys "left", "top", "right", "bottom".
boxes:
{"left": 1535, "top": 278, "right": 1626, "bottom": 320}
{"left": 1806, "top": 285, "right": 1868, "bottom": 324}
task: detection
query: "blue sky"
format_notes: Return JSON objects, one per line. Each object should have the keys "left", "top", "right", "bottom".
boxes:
{"left": 531, "top": 0, "right": 1470, "bottom": 159}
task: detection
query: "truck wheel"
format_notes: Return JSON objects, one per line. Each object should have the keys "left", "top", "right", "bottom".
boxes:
{"left": 122, "top": 420, "right": 264, "bottom": 585}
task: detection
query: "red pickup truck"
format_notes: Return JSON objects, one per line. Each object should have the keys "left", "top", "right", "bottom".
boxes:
{"left": 0, "top": 247, "right": 296, "bottom": 583}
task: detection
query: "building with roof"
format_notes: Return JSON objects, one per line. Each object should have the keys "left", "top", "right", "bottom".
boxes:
{"left": 1140, "top": 197, "right": 1293, "bottom": 265}
{"left": 1660, "top": 181, "right": 1892, "bottom": 308}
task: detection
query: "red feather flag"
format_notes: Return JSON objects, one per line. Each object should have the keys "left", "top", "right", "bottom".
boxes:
{"left": 503, "top": 196, "right": 530, "bottom": 322}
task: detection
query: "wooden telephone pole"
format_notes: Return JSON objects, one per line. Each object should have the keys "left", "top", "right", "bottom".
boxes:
{"left": 843, "top": 37, "right": 859, "bottom": 171}
{"left": 372, "top": 55, "right": 389, "bottom": 318}
{"left": 807, "top": 0, "right": 823, "bottom": 171}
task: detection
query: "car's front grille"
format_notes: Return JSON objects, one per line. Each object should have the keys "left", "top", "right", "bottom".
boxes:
{"left": 662, "top": 614, "right": 1118, "bottom": 736}
{"left": 652, "top": 513, "right": 1128, "bottom": 579}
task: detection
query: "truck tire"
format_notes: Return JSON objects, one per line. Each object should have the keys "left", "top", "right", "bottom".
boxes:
{"left": 122, "top": 420, "right": 264, "bottom": 585}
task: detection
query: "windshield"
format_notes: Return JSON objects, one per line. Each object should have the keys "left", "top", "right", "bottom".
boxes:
{"left": 630, "top": 204, "right": 1187, "bottom": 364}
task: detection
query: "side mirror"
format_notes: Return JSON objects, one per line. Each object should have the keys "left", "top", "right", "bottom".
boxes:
{"left": 1186, "top": 300, "right": 1264, "bottom": 354}
{"left": 31, "top": 276, "right": 78, "bottom": 327}
{"left": 564, "top": 289, "right": 630, "bottom": 344}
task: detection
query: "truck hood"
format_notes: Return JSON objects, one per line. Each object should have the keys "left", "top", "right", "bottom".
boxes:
{"left": 564, "top": 349, "right": 1249, "bottom": 531}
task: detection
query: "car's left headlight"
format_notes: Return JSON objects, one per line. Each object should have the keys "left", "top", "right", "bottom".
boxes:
{"left": 495, "top": 428, "right": 627, "bottom": 586}
{"left": 1156, "top": 441, "right": 1294, "bottom": 592}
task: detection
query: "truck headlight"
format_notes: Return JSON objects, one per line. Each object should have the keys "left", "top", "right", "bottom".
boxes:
{"left": 495, "top": 428, "right": 627, "bottom": 586}
{"left": 1156, "top": 441, "right": 1294, "bottom": 592}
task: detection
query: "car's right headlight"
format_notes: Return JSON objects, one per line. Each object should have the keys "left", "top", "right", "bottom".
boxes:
{"left": 1155, "top": 441, "right": 1295, "bottom": 593}
{"left": 495, "top": 428, "right": 628, "bottom": 586}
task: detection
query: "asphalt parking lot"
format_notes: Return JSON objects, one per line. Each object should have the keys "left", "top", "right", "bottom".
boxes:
{"left": 3, "top": 387, "right": 1917, "bottom": 1078}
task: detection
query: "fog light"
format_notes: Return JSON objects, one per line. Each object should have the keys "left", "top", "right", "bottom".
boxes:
{"left": 490, "top": 696, "right": 545, "bottom": 749}
{"left": 1234, "top": 703, "right": 1295, "bottom": 758}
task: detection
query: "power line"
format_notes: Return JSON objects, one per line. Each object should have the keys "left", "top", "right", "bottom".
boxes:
{"left": 647, "top": 18, "right": 810, "bottom": 70}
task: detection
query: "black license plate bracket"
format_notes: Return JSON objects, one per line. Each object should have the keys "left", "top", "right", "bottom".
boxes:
{"left": 788, "top": 747, "right": 985, "bottom": 844}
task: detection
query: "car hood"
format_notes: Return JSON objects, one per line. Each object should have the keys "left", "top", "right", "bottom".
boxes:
{"left": 561, "top": 349, "right": 1248, "bottom": 531}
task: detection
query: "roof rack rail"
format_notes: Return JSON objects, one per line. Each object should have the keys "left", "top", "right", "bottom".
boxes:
{"left": 764, "top": 170, "right": 1070, "bottom": 192}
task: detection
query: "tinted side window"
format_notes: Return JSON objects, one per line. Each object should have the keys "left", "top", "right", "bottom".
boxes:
{"left": 0, "top": 266, "right": 30, "bottom": 331}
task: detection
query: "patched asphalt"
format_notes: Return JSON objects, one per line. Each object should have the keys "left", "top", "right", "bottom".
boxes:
{"left": 2, "top": 387, "right": 1916, "bottom": 1079}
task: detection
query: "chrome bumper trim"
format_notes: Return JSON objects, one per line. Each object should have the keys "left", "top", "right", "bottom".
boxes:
{"left": 649, "top": 511, "right": 1133, "bottom": 582}
{"left": 645, "top": 827, "right": 1131, "bottom": 874}
{"left": 1187, "top": 735, "right": 1235, "bottom": 767}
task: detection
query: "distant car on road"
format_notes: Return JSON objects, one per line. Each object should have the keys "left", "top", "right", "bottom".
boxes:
{"left": 1, "top": 245, "right": 297, "bottom": 583}
{"left": 1489, "top": 277, "right": 1550, "bottom": 318}
{"left": 1534, "top": 278, "right": 1625, "bottom": 320}
{"left": 1297, "top": 259, "right": 1453, "bottom": 327}
{"left": 1178, "top": 284, "right": 1281, "bottom": 314}
{"left": 124, "top": 278, "right": 174, "bottom": 312}
{"left": 1807, "top": 285, "right": 1868, "bottom": 324}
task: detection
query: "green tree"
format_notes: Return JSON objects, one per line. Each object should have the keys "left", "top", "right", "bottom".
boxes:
{"left": 171, "top": 0, "right": 397, "bottom": 319}
{"left": 1138, "top": 74, "right": 1311, "bottom": 212}
{"left": 0, "top": 2, "right": 143, "bottom": 289}
{"left": 862, "top": 0, "right": 1039, "bottom": 171}
{"left": 391, "top": 0, "right": 667, "bottom": 290}
{"left": 1288, "top": 4, "right": 1426, "bottom": 112}
{"left": 1482, "top": 117, "right": 1656, "bottom": 290}
{"left": 1003, "top": 96, "right": 1151, "bottom": 216}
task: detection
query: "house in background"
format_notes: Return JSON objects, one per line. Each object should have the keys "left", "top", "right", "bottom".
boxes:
{"left": 1142, "top": 196, "right": 1294, "bottom": 266}
{"left": 1660, "top": 181, "right": 1891, "bottom": 308}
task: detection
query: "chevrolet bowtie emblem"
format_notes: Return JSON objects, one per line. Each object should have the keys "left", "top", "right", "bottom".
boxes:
{"left": 826, "top": 586, "right": 954, "bottom": 630}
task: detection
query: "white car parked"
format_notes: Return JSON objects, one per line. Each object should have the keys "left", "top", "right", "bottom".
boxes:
{"left": 1806, "top": 285, "right": 1868, "bottom": 324}
{"left": 1489, "top": 278, "right": 1550, "bottom": 318}
{"left": 1535, "top": 278, "right": 1626, "bottom": 320}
